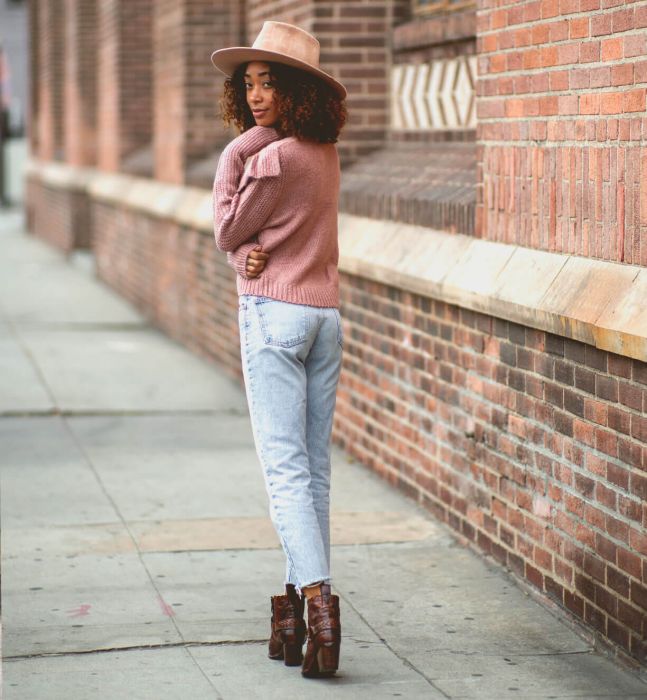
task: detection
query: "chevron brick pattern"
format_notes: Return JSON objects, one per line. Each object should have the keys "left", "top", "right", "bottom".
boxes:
{"left": 391, "top": 55, "right": 477, "bottom": 131}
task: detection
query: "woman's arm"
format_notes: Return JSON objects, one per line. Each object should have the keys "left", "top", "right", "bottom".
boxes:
{"left": 213, "top": 126, "right": 283, "bottom": 252}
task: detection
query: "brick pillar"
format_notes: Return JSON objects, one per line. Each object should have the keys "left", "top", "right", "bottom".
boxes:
{"left": 36, "top": 0, "right": 65, "bottom": 161}
{"left": 97, "top": 0, "right": 153, "bottom": 173}
{"left": 28, "top": 0, "right": 39, "bottom": 155}
{"left": 312, "top": 0, "right": 409, "bottom": 164}
{"left": 64, "top": 0, "right": 97, "bottom": 166}
{"left": 247, "top": 0, "right": 409, "bottom": 165}
{"left": 476, "top": 2, "right": 647, "bottom": 265}
{"left": 153, "top": 0, "right": 244, "bottom": 184}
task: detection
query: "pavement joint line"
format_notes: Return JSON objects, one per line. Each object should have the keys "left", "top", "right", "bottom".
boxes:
{"left": 0, "top": 409, "right": 248, "bottom": 418}
{"left": 12, "top": 323, "right": 152, "bottom": 330}
{"left": 183, "top": 644, "right": 227, "bottom": 699}
{"left": 1, "top": 311, "right": 60, "bottom": 410}
{"left": 2, "top": 639, "right": 269, "bottom": 662}
{"left": 334, "top": 588, "right": 453, "bottom": 699}
{"left": 419, "top": 649, "right": 593, "bottom": 659}
{"left": 60, "top": 417, "right": 191, "bottom": 649}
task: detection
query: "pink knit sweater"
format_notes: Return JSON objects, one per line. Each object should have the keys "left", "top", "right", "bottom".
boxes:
{"left": 213, "top": 125, "right": 340, "bottom": 307}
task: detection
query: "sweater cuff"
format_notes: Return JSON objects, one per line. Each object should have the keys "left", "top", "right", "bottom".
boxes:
{"left": 227, "top": 241, "right": 259, "bottom": 279}
{"left": 233, "top": 126, "right": 281, "bottom": 160}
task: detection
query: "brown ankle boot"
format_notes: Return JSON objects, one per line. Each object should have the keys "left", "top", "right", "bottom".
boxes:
{"left": 268, "top": 583, "right": 306, "bottom": 666}
{"left": 302, "top": 583, "right": 341, "bottom": 678}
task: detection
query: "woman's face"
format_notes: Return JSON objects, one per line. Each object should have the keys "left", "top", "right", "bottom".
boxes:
{"left": 244, "top": 61, "right": 279, "bottom": 127}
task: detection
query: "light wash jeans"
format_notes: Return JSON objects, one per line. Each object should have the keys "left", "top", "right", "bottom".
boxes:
{"left": 238, "top": 294, "right": 343, "bottom": 593}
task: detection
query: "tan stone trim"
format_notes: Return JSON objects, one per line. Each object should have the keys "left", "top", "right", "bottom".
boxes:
{"left": 339, "top": 214, "right": 647, "bottom": 362}
{"left": 26, "top": 160, "right": 647, "bottom": 362}
{"left": 26, "top": 159, "right": 214, "bottom": 232}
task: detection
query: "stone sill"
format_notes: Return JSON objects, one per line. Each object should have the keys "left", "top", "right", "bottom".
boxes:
{"left": 27, "top": 159, "right": 647, "bottom": 362}
{"left": 339, "top": 141, "right": 476, "bottom": 234}
{"left": 393, "top": 8, "right": 476, "bottom": 52}
{"left": 339, "top": 214, "right": 647, "bottom": 363}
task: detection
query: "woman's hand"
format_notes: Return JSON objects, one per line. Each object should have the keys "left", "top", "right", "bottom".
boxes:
{"left": 246, "top": 247, "right": 269, "bottom": 278}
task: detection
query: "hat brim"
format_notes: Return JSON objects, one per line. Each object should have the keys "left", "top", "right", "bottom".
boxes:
{"left": 211, "top": 47, "right": 347, "bottom": 99}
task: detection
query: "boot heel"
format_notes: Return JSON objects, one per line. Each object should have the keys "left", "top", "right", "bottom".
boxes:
{"left": 282, "top": 640, "right": 303, "bottom": 666}
{"left": 316, "top": 643, "right": 339, "bottom": 674}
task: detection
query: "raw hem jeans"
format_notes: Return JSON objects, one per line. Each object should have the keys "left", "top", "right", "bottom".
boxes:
{"left": 239, "top": 295, "right": 343, "bottom": 594}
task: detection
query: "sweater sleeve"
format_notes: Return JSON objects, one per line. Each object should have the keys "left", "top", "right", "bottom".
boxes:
{"left": 213, "top": 127, "right": 284, "bottom": 253}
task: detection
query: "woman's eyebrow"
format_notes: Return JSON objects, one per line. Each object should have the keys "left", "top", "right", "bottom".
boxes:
{"left": 244, "top": 71, "right": 271, "bottom": 78}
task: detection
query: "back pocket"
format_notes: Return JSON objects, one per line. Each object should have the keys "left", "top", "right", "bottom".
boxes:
{"left": 333, "top": 308, "right": 344, "bottom": 349}
{"left": 255, "top": 297, "right": 309, "bottom": 348}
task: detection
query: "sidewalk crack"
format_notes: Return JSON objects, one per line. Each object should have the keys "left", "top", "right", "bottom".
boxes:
{"left": 4, "top": 639, "right": 268, "bottom": 662}
{"left": 336, "top": 588, "right": 453, "bottom": 699}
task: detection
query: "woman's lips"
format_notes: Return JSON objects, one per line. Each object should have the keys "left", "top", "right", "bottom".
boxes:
{"left": 253, "top": 109, "right": 268, "bottom": 116}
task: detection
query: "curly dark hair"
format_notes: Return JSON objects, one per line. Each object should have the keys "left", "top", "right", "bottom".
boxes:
{"left": 219, "top": 61, "right": 347, "bottom": 143}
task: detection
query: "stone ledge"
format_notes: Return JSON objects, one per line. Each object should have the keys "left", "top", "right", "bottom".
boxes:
{"left": 393, "top": 8, "right": 476, "bottom": 52}
{"left": 338, "top": 214, "right": 647, "bottom": 362}
{"left": 26, "top": 160, "right": 647, "bottom": 362}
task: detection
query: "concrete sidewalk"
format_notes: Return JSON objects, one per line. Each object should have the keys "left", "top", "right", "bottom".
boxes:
{"left": 1, "top": 207, "right": 645, "bottom": 699}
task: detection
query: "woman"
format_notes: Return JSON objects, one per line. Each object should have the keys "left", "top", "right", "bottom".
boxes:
{"left": 211, "top": 21, "right": 348, "bottom": 678}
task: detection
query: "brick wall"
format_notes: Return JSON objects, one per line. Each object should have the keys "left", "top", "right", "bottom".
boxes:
{"left": 25, "top": 176, "right": 91, "bottom": 252}
{"left": 477, "top": 1, "right": 647, "bottom": 264}
{"left": 64, "top": 0, "right": 97, "bottom": 166}
{"left": 154, "top": 0, "right": 244, "bottom": 183}
{"left": 28, "top": 0, "right": 39, "bottom": 154}
{"left": 97, "top": 0, "right": 153, "bottom": 173}
{"left": 333, "top": 272, "right": 647, "bottom": 664}
{"left": 91, "top": 203, "right": 242, "bottom": 379}
{"left": 247, "top": 0, "right": 410, "bottom": 164}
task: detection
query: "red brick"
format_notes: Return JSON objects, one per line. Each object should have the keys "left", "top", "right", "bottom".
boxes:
{"left": 580, "top": 94, "right": 600, "bottom": 115}
{"left": 526, "top": 563, "right": 544, "bottom": 589}
{"left": 569, "top": 17, "right": 589, "bottom": 39}
{"left": 624, "top": 89, "right": 647, "bottom": 113}
{"left": 611, "top": 8, "right": 633, "bottom": 34}
{"left": 595, "top": 428, "right": 618, "bottom": 457}
{"left": 611, "top": 64, "right": 634, "bottom": 87}
{"left": 591, "top": 13, "right": 612, "bottom": 37}
{"left": 601, "top": 91, "right": 623, "bottom": 115}
{"left": 580, "top": 40, "right": 601, "bottom": 63}
{"left": 606, "top": 514, "right": 629, "bottom": 544}
{"left": 542, "top": 0, "right": 559, "bottom": 18}
{"left": 607, "top": 567, "right": 630, "bottom": 598}
{"left": 624, "top": 33, "right": 647, "bottom": 59}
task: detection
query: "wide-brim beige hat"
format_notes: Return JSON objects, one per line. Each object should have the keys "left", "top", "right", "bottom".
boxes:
{"left": 211, "top": 21, "right": 347, "bottom": 99}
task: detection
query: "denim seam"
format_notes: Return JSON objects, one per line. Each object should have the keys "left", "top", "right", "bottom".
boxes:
{"left": 333, "top": 308, "right": 344, "bottom": 349}
{"left": 243, "top": 299, "right": 301, "bottom": 585}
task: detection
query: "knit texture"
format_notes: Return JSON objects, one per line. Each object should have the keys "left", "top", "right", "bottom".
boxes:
{"left": 213, "top": 125, "right": 340, "bottom": 308}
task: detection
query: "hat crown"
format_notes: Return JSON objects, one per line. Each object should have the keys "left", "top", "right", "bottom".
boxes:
{"left": 252, "top": 21, "right": 320, "bottom": 69}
